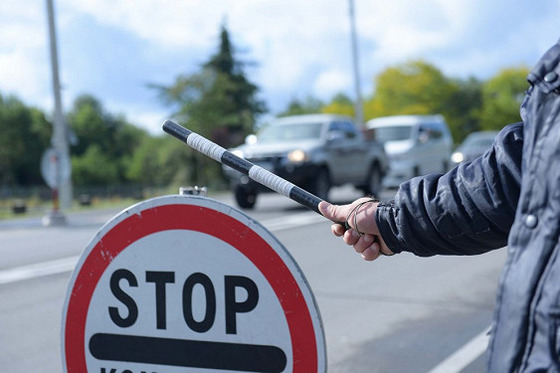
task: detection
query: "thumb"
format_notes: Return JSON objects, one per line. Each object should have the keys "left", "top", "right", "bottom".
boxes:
{"left": 318, "top": 201, "right": 345, "bottom": 222}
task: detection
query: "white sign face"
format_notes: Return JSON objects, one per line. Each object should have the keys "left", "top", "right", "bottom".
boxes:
{"left": 61, "top": 195, "right": 325, "bottom": 373}
{"left": 40, "top": 148, "right": 71, "bottom": 189}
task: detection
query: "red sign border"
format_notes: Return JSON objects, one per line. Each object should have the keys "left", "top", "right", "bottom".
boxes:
{"left": 62, "top": 197, "right": 323, "bottom": 372}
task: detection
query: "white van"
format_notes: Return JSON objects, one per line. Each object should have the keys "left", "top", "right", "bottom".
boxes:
{"left": 366, "top": 115, "right": 453, "bottom": 188}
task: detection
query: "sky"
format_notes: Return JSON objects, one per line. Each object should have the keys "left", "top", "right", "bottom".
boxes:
{"left": 1, "top": 0, "right": 559, "bottom": 135}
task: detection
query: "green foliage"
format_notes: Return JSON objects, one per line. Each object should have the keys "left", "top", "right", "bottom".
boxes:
{"left": 67, "top": 94, "right": 148, "bottom": 186}
{"left": 152, "top": 24, "right": 266, "bottom": 186}
{"left": 0, "top": 94, "right": 51, "bottom": 186}
{"left": 443, "top": 77, "right": 484, "bottom": 143}
{"left": 315, "top": 60, "right": 525, "bottom": 144}
{"left": 155, "top": 25, "right": 265, "bottom": 149}
{"left": 366, "top": 60, "right": 456, "bottom": 118}
{"left": 321, "top": 93, "right": 354, "bottom": 117}
{"left": 357, "top": 60, "right": 481, "bottom": 142}
{"left": 277, "top": 96, "right": 324, "bottom": 117}
{"left": 71, "top": 145, "right": 119, "bottom": 186}
{"left": 126, "top": 136, "right": 193, "bottom": 186}
{"left": 478, "top": 66, "right": 530, "bottom": 131}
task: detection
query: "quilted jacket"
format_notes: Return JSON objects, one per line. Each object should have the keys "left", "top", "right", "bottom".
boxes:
{"left": 376, "top": 39, "right": 560, "bottom": 372}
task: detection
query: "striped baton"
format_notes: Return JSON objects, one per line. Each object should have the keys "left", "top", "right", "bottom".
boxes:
{"left": 162, "top": 120, "right": 325, "bottom": 214}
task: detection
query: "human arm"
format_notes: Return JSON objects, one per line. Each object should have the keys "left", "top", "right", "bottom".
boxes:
{"left": 321, "top": 122, "right": 524, "bottom": 259}
{"left": 378, "top": 122, "right": 523, "bottom": 256}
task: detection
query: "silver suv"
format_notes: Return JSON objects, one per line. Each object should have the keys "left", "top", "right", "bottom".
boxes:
{"left": 366, "top": 115, "right": 453, "bottom": 188}
{"left": 223, "top": 114, "right": 388, "bottom": 209}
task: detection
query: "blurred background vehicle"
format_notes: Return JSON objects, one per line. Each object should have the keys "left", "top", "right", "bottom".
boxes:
{"left": 451, "top": 130, "right": 499, "bottom": 165}
{"left": 365, "top": 115, "right": 453, "bottom": 188}
{"left": 223, "top": 114, "right": 388, "bottom": 209}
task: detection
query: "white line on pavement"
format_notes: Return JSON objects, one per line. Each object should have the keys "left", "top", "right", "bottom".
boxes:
{"left": 0, "top": 256, "right": 79, "bottom": 285}
{"left": 262, "top": 212, "right": 325, "bottom": 231}
{"left": 0, "top": 212, "right": 326, "bottom": 285}
{"left": 428, "top": 326, "right": 491, "bottom": 373}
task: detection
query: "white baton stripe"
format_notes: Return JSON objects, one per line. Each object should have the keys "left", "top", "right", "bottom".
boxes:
{"left": 249, "top": 166, "right": 294, "bottom": 197}
{"left": 186, "top": 133, "right": 226, "bottom": 162}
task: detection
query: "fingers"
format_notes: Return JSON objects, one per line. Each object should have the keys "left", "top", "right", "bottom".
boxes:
{"left": 361, "top": 246, "right": 380, "bottom": 261}
{"left": 342, "top": 230, "right": 381, "bottom": 261}
{"left": 322, "top": 199, "right": 390, "bottom": 261}
{"left": 331, "top": 222, "right": 345, "bottom": 237}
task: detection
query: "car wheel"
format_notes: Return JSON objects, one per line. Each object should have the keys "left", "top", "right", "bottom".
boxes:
{"left": 311, "top": 168, "right": 331, "bottom": 201}
{"left": 364, "top": 165, "right": 382, "bottom": 198}
{"left": 235, "top": 187, "right": 257, "bottom": 209}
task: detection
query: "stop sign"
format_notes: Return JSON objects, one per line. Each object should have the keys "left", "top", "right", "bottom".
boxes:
{"left": 61, "top": 195, "right": 326, "bottom": 372}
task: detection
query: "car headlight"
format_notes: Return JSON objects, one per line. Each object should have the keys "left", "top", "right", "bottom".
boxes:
{"left": 287, "top": 149, "right": 308, "bottom": 163}
{"left": 451, "top": 152, "right": 464, "bottom": 163}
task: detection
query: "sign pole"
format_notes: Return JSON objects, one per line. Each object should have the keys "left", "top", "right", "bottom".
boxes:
{"left": 44, "top": 0, "right": 71, "bottom": 226}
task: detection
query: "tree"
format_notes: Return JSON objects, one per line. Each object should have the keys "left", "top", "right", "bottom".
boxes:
{"left": 67, "top": 94, "right": 147, "bottom": 186}
{"left": 126, "top": 136, "right": 192, "bottom": 186}
{"left": 321, "top": 93, "right": 355, "bottom": 117}
{"left": 154, "top": 24, "right": 266, "bottom": 186}
{"left": 478, "top": 67, "right": 530, "bottom": 131}
{"left": 71, "top": 145, "right": 119, "bottom": 186}
{"left": 364, "top": 60, "right": 489, "bottom": 143}
{"left": 156, "top": 24, "right": 266, "bottom": 146}
{"left": 278, "top": 96, "right": 324, "bottom": 117}
{"left": 444, "top": 77, "right": 484, "bottom": 143}
{"left": 0, "top": 94, "right": 51, "bottom": 186}
{"left": 365, "top": 60, "right": 457, "bottom": 119}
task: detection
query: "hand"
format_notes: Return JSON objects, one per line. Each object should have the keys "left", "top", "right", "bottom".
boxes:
{"left": 319, "top": 198, "right": 393, "bottom": 261}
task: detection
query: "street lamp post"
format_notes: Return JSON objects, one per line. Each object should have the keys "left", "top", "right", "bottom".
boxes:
{"left": 349, "top": 0, "right": 364, "bottom": 128}
{"left": 44, "top": 0, "right": 71, "bottom": 226}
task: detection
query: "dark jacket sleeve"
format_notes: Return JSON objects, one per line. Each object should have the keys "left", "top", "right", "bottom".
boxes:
{"left": 375, "top": 122, "right": 523, "bottom": 256}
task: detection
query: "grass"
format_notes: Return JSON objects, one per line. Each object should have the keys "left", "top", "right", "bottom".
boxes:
{"left": 0, "top": 184, "right": 228, "bottom": 221}
{"left": 0, "top": 197, "right": 137, "bottom": 221}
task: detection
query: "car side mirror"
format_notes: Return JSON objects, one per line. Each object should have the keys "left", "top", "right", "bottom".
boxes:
{"left": 327, "top": 130, "right": 345, "bottom": 143}
{"left": 418, "top": 131, "right": 430, "bottom": 144}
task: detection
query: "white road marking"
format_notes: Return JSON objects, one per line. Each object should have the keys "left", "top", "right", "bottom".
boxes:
{"left": 0, "top": 212, "right": 326, "bottom": 285}
{"left": 262, "top": 212, "right": 325, "bottom": 231}
{"left": 0, "top": 256, "right": 79, "bottom": 285}
{"left": 428, "top": 326, "right": 491, "bottom": 373}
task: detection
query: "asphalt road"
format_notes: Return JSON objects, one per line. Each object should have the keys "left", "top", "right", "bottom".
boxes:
{"left": 0, "top": 186, "right": 507, "bottom": 372}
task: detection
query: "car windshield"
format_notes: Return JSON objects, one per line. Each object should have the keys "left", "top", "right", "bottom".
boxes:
{"left": 257, "top": 122, "right": 323, "bottom": 143}
{"left": 374, "top": 125, "right": 413, "bottom": 143}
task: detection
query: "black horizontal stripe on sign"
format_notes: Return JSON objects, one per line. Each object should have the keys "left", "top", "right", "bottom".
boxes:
{"left": 89, "top": 333, "right": 287, "bottom": 373}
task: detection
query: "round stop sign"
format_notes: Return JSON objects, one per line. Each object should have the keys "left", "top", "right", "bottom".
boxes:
{"left": 61, "top": 195, "right": 326, "bottom": 372}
